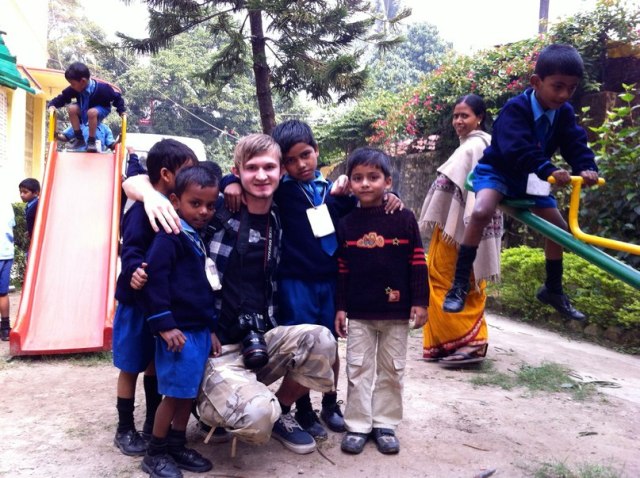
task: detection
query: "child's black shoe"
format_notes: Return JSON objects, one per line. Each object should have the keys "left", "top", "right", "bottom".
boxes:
{"left": 141, "top": 453, "right": 183, "bottom": 478}
{"left": 67, "top": 137, "right": 86, "bottom": 151}
{"left": 114, "top": 429, "right": 147, "bottom": 456}
{"left": 168, "top": 447, "right": 212, "bottom": 473}
{"left": 295, "top": 409, "right": 328, "bottom": 440}
{"left": 320, "top": 400, "right": 345, "bottom": 432}
{"left": 0, "top": 327, "right": 10, "bottom": 341}
{"left": 536, "top": 285, "right": 586, "bottom": 321}
{"left": 443, "top": 282, "right": 469, "bottom": 313}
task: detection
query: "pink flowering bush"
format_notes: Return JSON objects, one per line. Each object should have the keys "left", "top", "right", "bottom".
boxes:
{"left": 369, "top": 0, "right": 640, "bottom": 153}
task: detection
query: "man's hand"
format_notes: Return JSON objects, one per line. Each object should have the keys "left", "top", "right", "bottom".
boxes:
{"left": 159, "top": 328, "right": 187, "bottom": 352}
{"left": 384, "top": 193, "right": 404, "bottom": 214}
{"left": 145, "top": 190, "right": 181, "bottom": 234}
{"left": 330, "top": 175, "right": 350, "bottom": 196}
{"left": 210, "top": 333, "right": 222, "bottom": 357}
{"left": 409, "top": 306, "right": 428, "bottom": 329}
{"left": 550, "top": 169, "right": 571, "bottom": 187}
{"left": 223, "top": 182, "right": 243, "bottom": 213}
{"left": 335, "top": 310, "right": 348, "bottom": 339}
{"left": 130, "top": 263, "right": 148, "bottom": 290}
{"left": 580, "top": 169, "right": 599, "bottom": 187}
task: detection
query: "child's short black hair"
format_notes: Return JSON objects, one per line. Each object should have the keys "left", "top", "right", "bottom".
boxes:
{"left": 199, "top": 160, "right": 223, "bottom": 181}
{"left": 174, "top": 165, "right": 219, "bottom": 198}
{"left": 347, "top": 147, "right": 392, "bottom": 178}
{"left": 19, "top": 178, "right": 41, "bottom": 194}
{"left": 534, "top": 44, "right": 584, "bottom": 79}
{"left": 64, "top": 62, "right": 91, "bottom": 82}
{"left": 147, "top": 139, "right": 198, "bottom": 185}
{"left": 271, "top": 119, "right": 317, "bottom": 156}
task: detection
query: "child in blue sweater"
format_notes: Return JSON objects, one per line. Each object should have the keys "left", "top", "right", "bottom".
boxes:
{"left": 443, "top": 44, "right": 599, "bottom": 320}
{"left": 141, "top": 165, "right": 220, "bottom": 478}
{"left": 48, "top": 62, "right": 126, "bottom": 152}
{"left": 113, "top": 139, "right": 197, "bottom": 458}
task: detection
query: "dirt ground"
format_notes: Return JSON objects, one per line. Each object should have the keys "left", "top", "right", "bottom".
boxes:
{"left": 1, "top": 290, "right": 639, "bottom": 478}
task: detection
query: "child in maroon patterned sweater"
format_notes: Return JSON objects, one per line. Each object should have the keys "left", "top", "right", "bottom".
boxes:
{"left": 335, "top": 147, "right": 429, "bottom": 456}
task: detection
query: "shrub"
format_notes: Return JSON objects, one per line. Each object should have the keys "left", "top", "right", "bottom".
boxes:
{"left": 11, "top": 202, "right": 28, "bottom": 288}
{"left": 491, "top": 246, "right": 640, "bottom": 330}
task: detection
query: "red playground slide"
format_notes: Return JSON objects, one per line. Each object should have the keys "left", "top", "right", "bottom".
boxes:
{"left": 10, "top": 142, "right": 122, "bottom": 355}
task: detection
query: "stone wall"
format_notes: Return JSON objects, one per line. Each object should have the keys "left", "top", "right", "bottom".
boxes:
{"left": 327, "top": 150, "right": 445, "bottom": 219}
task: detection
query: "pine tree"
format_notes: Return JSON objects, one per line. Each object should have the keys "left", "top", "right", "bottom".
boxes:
{"left": 119, "top": 0, "right": 373, "bottom": 133}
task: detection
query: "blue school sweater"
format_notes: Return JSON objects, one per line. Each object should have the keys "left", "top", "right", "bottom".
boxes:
{"left": 219, "top": 173, "right": 357, "bottom": 282}
{"left": 143, "top": 227, "right": 216, "bottom": 334}
{"left": 49, "top": 80, "right": 126, "bottom": 115}
{"left": 115, "top": 201, "right": 155, "bottom": 306}
{"left": 479, "top": 88, "right": 597, "bottom": 181}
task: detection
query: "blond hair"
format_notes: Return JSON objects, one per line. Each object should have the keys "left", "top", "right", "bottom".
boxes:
{"left": 233, "top": 134, "right": 281, "bottom": 169}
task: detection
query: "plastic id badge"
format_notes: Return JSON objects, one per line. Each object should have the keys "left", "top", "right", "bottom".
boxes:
{"left": 306, "top": 204, "right": 335, "bottom": 238}
{"left": 205, "top": 257, "right": 222, "bottom": 291}
{"left": 526, "top": 173, "right": 551, "bottom": 196}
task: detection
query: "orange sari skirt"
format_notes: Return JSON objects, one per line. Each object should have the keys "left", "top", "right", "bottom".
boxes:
{"left": 423, "top": 226, "right": 488, "bottom": 359}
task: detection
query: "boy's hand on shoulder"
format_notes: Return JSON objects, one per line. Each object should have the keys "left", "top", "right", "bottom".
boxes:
{"left": 409, "top": 306, "right": 428, "bottom": 329}
{"left": 580, "top": 170, "right": 599, "bottom": 187}
{"left": 210, "top": 333, "right": 222, "bottom": 357}
{"left": 130, "top": 263, "right": 148, "bottom": 290}
{"left": 550, "top": 169, "right": 571, "bottom": 187}
{"left": 384, "top": 192, "right": 404, "bottom": 214}
{"left": 159, "top": 328, "right": 187, "bottom": 352}
{"left": 223, "top": 182, "right": 242, "bottom": 213}
{"left": 330, "top": 175, "right": 351, "bottom": 196}
{"left": 335, "top": 311, "right": 348, "bottom": 339}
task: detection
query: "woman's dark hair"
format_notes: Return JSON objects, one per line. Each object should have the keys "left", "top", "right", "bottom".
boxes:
{"left": 347, "top": 147, "right": 392, "bottom": 178}
{"left": 455, "top": 94, "right": 489, "bottom": 131}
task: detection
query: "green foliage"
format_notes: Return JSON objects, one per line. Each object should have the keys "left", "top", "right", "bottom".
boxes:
{"left": 582, "top": 83, "right": 640, "bottom": 268}
{"left": 121, "top": 0, "right": 375, "bottom": 132}
{"left": 533, "top": 461, "right": 623, "bottom": 478}
{"left": 368, "top": 22, "right": 451, "bottom": 93}
{"left": 493, "top": 246, "right": 640, "bottom": 330}
{"left": 315, "top": 90, "right": 399, "bottom": 163}
{"left": 11, "top": 203, "right": 27, "bottom": 288}
{"left": 369, "top": 0, "right": 640, "bottom": 155}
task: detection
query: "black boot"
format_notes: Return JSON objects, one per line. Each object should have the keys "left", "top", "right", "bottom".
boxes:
{"left": 443, "top": 281, "right": 470, "bottom": 313}
{"left": 167, "top": 429, "right": 212, "bottom": 473}
{"left": 320, "top": 392, "right": 345, "bottom": 432}
{"left": 1, "top": 317, "right": 10, "bottom": 341}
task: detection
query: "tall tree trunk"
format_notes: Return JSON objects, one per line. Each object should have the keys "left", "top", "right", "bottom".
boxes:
{"left": 248, "top": 10, "right": 276, "bottom": 134}
{"left": 538, "top": 0, "right": 550, "bottom": 33}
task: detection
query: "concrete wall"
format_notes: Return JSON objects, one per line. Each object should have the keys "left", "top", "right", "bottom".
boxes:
{"left": 328, "top": 150, "right": 444, "bottom": 219}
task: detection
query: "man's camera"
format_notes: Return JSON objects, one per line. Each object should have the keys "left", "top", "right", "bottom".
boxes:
{"left": 238, "top": 313, "right": 269, "bottom": 370}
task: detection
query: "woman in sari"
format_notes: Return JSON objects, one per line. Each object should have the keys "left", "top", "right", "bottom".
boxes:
{"left": 418, "top": 94, "right": 503, "bottom": 364}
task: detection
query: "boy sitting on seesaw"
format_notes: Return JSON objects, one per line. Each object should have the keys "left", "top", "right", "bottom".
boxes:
{"left": 443, "top": 43, "right": 599, "bottom": 321}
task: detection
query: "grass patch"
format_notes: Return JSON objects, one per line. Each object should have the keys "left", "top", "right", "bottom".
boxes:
{"left": 12, "top": 351, "right": 113, "bottom": 367}
{"left": 533, "top": 461, "right": 623, "bottom": 478}
{"left": 469, "top": 360, "right": 515, "bottom": 390}
{"left": 470, "top": 361, "right": 597, "bottom": 400}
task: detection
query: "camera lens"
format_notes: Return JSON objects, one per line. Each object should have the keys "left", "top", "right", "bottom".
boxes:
{"left": 241, "top": 330, "right": 269, "bottom": 370}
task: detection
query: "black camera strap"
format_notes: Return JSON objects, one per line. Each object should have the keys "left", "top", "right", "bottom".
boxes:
{"left": 236, "top": 206, "right": 275, "bottom": 327}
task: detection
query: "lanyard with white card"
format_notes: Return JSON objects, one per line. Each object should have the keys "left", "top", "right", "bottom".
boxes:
{"left": 299, "top": 183, "right": 336, "bottom": 238}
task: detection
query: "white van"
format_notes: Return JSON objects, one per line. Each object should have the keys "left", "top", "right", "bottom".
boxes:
{"left": 124, "top": 133, "right": 208, "bottom": 166}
